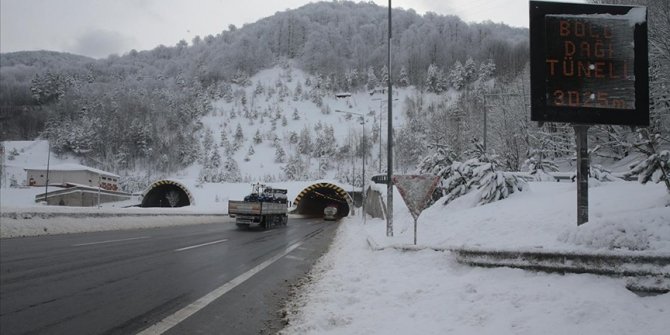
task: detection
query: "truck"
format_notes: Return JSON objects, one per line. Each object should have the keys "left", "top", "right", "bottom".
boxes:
{"left": 323, "top": 205, "right": 338, "bottom": 221}
{"left": 228, "top": 183, "right": 288, "bottom": 229}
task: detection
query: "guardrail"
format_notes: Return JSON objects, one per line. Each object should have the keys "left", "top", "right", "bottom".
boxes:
{"left": 366, "top": 238, "right": 670, "bottom": 294}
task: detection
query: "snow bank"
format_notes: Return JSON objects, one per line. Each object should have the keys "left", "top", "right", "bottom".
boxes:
{"left": 0, "top": 215, "right": 229, "bottom": 238}
{"left": 367, "top": 181, "right": 670, "bottom": 254}
{"left": 282, "top": 219, "right": 670, "bottom": 335}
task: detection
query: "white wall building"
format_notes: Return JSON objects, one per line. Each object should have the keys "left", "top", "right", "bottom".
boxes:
{"left": 25, "top": 163, "right": 120, "bottom": 191}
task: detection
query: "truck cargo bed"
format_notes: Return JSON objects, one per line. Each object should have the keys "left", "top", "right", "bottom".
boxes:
{"left": 228, "top": 200, "right": 287, "bottom": 216}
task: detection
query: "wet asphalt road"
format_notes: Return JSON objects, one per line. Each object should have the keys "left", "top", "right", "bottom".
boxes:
{"left": 0, "top": 216, "right": 338, "bottom": 335}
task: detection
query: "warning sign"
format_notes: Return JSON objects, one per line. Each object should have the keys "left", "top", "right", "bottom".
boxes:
{"left": 392, "top": 174, "right": 441, "bottom": 221}
{"left": 529, "top": 1, "right": 649, "bottom": 126}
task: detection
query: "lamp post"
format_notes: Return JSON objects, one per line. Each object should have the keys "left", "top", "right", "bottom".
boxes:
{"left": 335, "top": 110, "right": 367, "bottom": 221}
{"left": 44, "top": 139, "right": 51, "bottom": 204}
{"left": 372, "top": 98, "right": 398, "bottom": 173}
{"left": 387, "top": 0, "right": 393, "bottom": 237}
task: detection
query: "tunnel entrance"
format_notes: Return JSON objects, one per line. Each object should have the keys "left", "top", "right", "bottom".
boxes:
{"left": 293, "top": 182, "right": 352, "bottom": 219}
{"left": 141, "top": 180, "right": 194, "bottom": 207}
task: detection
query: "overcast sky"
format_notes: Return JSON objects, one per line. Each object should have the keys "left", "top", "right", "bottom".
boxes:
{"left": 0, "top": 0, "right": 584, "bottom": 59}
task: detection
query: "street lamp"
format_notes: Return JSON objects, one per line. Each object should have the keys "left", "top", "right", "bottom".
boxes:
{"left": 372, "top": 98, "right": 398, "bottom": 173}
{"left": 335, "top": 110, "right": 367, "bottom": 221}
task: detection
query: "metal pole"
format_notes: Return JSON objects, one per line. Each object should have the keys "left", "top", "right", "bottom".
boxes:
{"left": 45, "top": 139, "right": 51, "bottom": 204}
{"left": 362, "top": 120, "right": 366, "bottom": 222}
{"left": 483, "top": 94, "right": 487, "bottom": 152}
{"left": 386, "top": 0, "right": 393, "bottom": 237}
{"left": 379, "top": 101, "right": 383, "bottom": 173}
{"left": 413, "top": 217, "right": 417, "bottom": 245}
{"left": 97, "top": 173, "right": 101, "bottom": 208}
{"left": 574, "top": 125, "right": 589, "bottom": 225}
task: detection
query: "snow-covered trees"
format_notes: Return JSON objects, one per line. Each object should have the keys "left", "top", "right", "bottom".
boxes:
{"left": 298, "top": 127, "right": 313, "bottom": 155}
{"left": 626, "top": 129, "right": 670, "bottom": 192}
{"left": 283, "top": 152, "right": 307, "bottom": 180}
{"left": 437, "top": 142, "right": 527, "bottom": 206}
{"left": 253, "top": 130, "right": 262, "bottom": 144}
{"left": 366, "top": 66, "right": 378, "bottom": 91}
{"left": 1, "top": 1, "right": 536, "bottom": 180}
{"left": 274, "top": 145, "right": 286, "bottom": 163}
{"left": 425, "top": 64, "right": 447, "bottom": 93}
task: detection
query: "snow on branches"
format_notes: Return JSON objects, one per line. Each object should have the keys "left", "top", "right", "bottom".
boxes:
{"left": 428, "top": 141, "right": 527, "bottom": 206}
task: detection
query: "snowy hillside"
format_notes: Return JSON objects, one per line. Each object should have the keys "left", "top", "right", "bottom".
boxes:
{"left": 182, "top": 64, "right": 454, "bottom": 184}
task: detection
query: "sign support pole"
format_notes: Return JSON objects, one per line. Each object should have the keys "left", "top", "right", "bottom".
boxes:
{"left": 574, "top": 124, "right": 589, "bottom": 225}
{"left": 413, "top": 216, "right": 418, "bottom": 245}
{"left": 386, "top": 0, "right": 393, "bottom": 237}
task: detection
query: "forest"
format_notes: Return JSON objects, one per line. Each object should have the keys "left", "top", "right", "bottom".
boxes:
{"left": 0, "top": 0, "right": 668, "bottom": 192}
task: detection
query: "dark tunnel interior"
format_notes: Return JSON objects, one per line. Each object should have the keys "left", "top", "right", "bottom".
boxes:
{"left": 295, "top": 187, "right": 350, "bottom": 219}
{"left": 141, "top": 184, "right": 190, "bottom": 207}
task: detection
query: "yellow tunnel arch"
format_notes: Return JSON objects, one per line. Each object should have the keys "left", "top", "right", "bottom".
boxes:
{"left": 293, "top": 182, "right": 354, "bottom": 216}
{"left": 141, "top": 179, "right": 195, "bottom": 207}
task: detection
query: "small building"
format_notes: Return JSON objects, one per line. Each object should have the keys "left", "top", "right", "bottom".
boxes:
{"left": 335, "top": 92, "right": 352, "bottom": 99}
{"left": 25, "top": 163, "right": 120, "bottom": 191}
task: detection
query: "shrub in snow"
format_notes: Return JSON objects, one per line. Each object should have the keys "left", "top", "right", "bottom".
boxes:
{"left": 441, "top": 141, "right": 527, "bottom": 206}
{"left": 472, "top": 162, "right": 527, "bottom": 206}
{"left": 416, "top": 146, "right": 457, "bottom": 178}
{"left": 626, "top": 129, "right": 670, "bottom": 193}
{"left": 524, "top": 152, "right": 558, "bottom": 182}
{"left": 8, "top": 148, "right": 19, "bottom": 160}
{"left": 441, "top": 160, "right": 476, "bottom": 205}
{"left": 590, "top": 164, "right": 622, "bottom": 182}
{"left": 628, "top": 150, "right": 669, "bottom": 187}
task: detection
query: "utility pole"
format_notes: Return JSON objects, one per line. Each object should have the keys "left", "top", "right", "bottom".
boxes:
{"left": 379, "top": 100, "right": 383, "bottom": 172}
{"left": 44, "top": 139, "right": 51, "bottom": 204}
{"left": 361, "top": 118, "right": 367, "bottom": 223}
{"left": 97, "top": 173, "right": 102, "bottom": 208}
{"left": 386, "top": 0, "right": 393, "bottom": 237}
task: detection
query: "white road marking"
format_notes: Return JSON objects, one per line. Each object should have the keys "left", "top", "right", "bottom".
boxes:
{"left": 72, "top": 236, "right": 150, "bottom": 247}
{"left": 137, "top": 239, "right": 306, "bottom": 335}
{"left": 174, "top": 239, "right": 228, "bottom": 252}
{"left": 285, "top": 255, "right": 305, "bottom": 261}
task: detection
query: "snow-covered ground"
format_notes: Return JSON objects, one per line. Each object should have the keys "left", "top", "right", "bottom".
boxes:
{"left": 281, "top": 181, "right": 670, "bottom": 334}
{"left": 282, "top": 216, "right": 670, "bottom": 335}
{"left": 370, "top": 181, "right": 670, "bottom": 254}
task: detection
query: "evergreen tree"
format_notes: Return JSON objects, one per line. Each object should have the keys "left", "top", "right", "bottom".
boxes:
{"left": 275, "top": 145, "right": 286, "bottom": 163}
{"left": 288, "top": 131, "right": 299, "bottom": 145}
{"left": 477, "top": 59, "right": 496, "bottom": 81}
{"left": 626, "top": 129, "right": 670, "bottom": 192}
{"left": 220, "top": 132, "right": 232, "bottom": 155}
{"left": 294, "top": 82, "right": 303, "bottom": 101}
{"left": 254, "top": 80, "right": 265, "bottom": 96}
{"left": 253, "top": 129, "right": 262, "bottom": 144}
{"left": 222, "top": 155, "right": 241, "bottom": 182}
{"left": 298, "top": 127, "right": 313, "bottom": 155}
{"left": 380, "top": 65, "right": 389, "bottom": 86}
{"left": 210, "top": 143, "right": 222, "bottom": 169}
{"left": 463, "top": 57, "right": 477, "bottom": 83}
{"left": 366, "top": 66, "right": 378, "bottom": 91}
{"left": 425, "top": 63, "right": 446, "bottom": 93}
{"left": 398, "top": 66, "right": 410, "bottom": 87}
{"left": 283, "top": 152, "right": 306, "bottom": 180}
{"left": 233, "top": 123, "right": 244, "bottom": 151}
{"left": 448, "top": 61, "right": 466, "bottom": 90}
{"left": 202, "top": 128, "right": 215, "bottom": 159}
